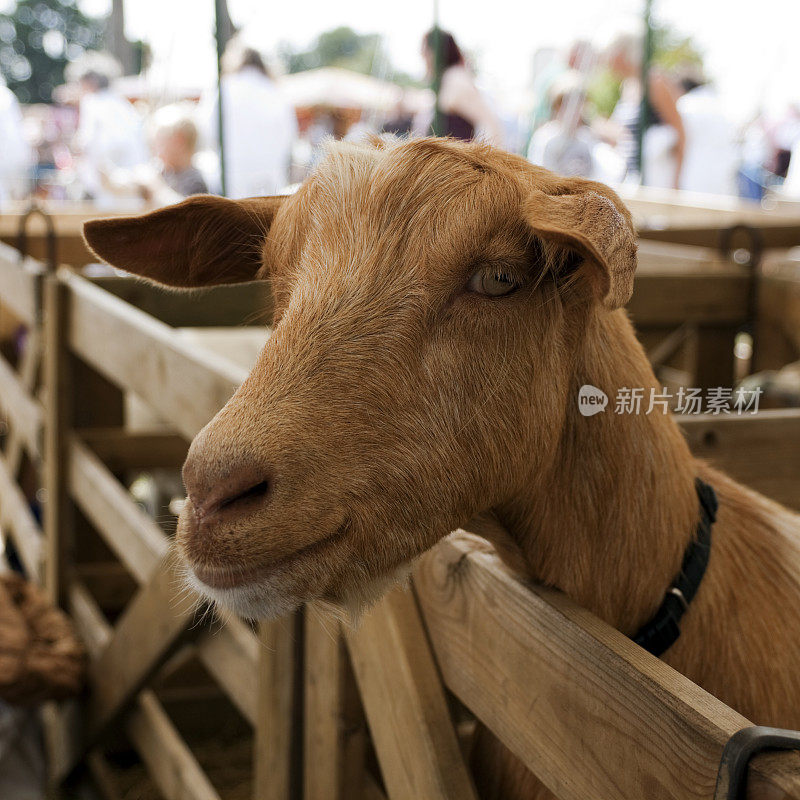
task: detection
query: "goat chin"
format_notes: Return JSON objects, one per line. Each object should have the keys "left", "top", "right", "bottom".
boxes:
{"left": 183, "top": 559, "right": 416, "bottom": 625}
{"left": 183, "top": 565, "right": 303, "bottom": 621}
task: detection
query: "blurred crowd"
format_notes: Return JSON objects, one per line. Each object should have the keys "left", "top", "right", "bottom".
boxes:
{"left": 524, "top": 31, "right": 800, "bottom": 198}
{"left": 1, "top": 27, "right": 799, "bottom": 210}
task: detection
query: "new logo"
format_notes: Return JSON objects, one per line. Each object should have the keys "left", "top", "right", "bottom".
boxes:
{"left": 578, "top": 384, "right": 608, "bottom": 416}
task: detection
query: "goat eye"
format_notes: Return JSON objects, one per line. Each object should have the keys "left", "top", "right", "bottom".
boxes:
{"left": 467, "top": 269, "right": 519, "bottom": 297}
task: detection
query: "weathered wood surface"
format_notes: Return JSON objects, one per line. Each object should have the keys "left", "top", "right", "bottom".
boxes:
{"left": 68, "top": 426, "right": 261, "bottom": 724}
{"left": 63, "top": 270, "right": 246, "bottom": 440}
{"left": 305, "top": 604, "right": 366, "bottom": 800}
{"left": 1, "top": 330, "right": 43, "bottom": 479}
{"left": 345, "top": 586, "right": 479, "bottom": 800}
{"left": 623, "top": 187, "right": 800, "bottom": 249}
{"left": 414, "top": 536, "right": 800, "bottom": 800}
{"left": 177, "top": 327, "right": 270, "bottom": 369}
{"left": 69, "top": 581, "right": 221, "bottom": 800}
{"left": 79, "top": 428, "right": 188, "bottom": 470}
{"left": 0, "top": 450, "right": 43, "bottom": 579}
{"left": 66, "top": 433, "right": 261, "bottom": 722}
{"left": 93, "top": 275, "right": 274, "bottom": 328}
{"left": 194, "top": 616, "right": 260, "bottom": 725}
{"left": 756, "top": 264, "right": 800, "bottom": 368}
{"left": 680, "top": 409, "right": 800, "bottom": 510}
{"left": 84, "top": 557, "right": 199, "bottom": 741}
{"left": 254, "top": 616, "right": 299, "bottom": 800}
{"left": 628, "top": 271, "right": 750, "bottom": 326}
{"left": 0, "top": 241, "right": 43, "bottom": 323}
{"left": 0, "top": 350, "right": 41, "bottom": 461}
{"left": 69, "top": 436, "right": 170, "bottom": 583}
{"left": 0, "top": 205, "right": 140, "bottom": 268}
{"left": 636, "top": 239, "right": 736, "bottom": 272}
{"left": 0, "top": 318, "right": 45, "bottom": 582}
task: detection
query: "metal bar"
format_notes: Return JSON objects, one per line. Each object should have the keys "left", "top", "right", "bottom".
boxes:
{"left": 214, "top": 0, "right": 228, "bottom": 197}
{"left": 431, "top": 0, "right": 444, "bottom": 137}
{"left": 637, "top": 0, "right": 654, "bottom": 181}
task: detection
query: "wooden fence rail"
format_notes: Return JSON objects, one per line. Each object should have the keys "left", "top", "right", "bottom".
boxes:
{"left": 415, "top": 536, "right": 800, "bottom": 800}
{"left": 0, "top": 233, "right": 799, "bottom": 800}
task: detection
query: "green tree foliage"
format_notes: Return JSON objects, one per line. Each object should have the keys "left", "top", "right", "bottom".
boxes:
{"left": 587, "top": 23, "right": 705, "bottom": 118}
{"left": 651, "top": 24, "right": 704, "bottom": 73}
{"left": 280, "top": 26, "right": 414, "bottom": 84}
{"left": 0, "top": 0, "right": 105, "bottom": 104}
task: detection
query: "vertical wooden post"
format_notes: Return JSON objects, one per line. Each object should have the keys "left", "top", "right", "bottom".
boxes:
{"left": 695, "top": 325, "right": 737, "bottom": 391}
{"left": 304, "top": 604, "right": 366, "bottom": 800}
{"left": 43, "top": 274, "right": 72, "bottom": 607}
{"left": 344, "top": 587, "right": 478, "bottom": 800}
{"left": 254, "top": 614, "right": 299, "bottom": 800}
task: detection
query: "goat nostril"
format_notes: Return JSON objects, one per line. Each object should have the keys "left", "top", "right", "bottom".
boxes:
{"left": 219, "top": 479, "right": 270, "bottom": 511}
{"left": 189, "top": 474, "right": 272, "bottom": 522}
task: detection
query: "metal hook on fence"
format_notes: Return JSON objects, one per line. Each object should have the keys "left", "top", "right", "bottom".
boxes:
{"left": 718, "top": 223, "right": 764, "bottom": 361}
{"left": 16, "top": 203, "right": 57, "bottom": 274}
{"left": 714, "top": 725, "right": 800, "bottom": 800}
{"left": 718, "top": 224, "right": 764, "bottom": 271}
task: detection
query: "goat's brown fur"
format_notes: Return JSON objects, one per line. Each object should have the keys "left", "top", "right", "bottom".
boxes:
{"left": 84, "top": 137, "right": 800, "bottom": 800}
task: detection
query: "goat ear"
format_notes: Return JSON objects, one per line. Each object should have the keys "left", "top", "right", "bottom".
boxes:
{"left": 83, "top": 194, "right": 286, "bottom": 288}
{"left": 523, "top": 182, "right": 637, "bottom": 309}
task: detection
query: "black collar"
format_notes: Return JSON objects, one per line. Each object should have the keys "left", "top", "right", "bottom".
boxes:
{"left": 632, "top": 478, "right": 717, "bottom": 657}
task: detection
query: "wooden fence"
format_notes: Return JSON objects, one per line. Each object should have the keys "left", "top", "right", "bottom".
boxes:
{"left": 0, "top": 222, "right": 799, "bottom": 799}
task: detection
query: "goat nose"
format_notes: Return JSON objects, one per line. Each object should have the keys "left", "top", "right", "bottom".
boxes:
{"left": 183, "top": 456, "right": 272, "bottom": 523}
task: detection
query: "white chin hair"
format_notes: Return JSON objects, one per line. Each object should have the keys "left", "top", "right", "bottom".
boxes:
{"left": 184, "top": 567, "right": 301, "bottom": 620}
{"left": 183, "top": 559, "right": 416, "bottom": 624}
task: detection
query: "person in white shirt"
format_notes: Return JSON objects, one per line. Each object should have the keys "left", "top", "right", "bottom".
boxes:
{"left": 528, "top": 72, "right": 626, "bottom": 185}
{"left": 677, "top": 78, "right": 738, "bottom": 196}
{"left": 74, "top": 68, "right": 149, "bottom": 206}
{"left": 200, "top": 44, "right": 297, "bottom": 198}
{"left": 0, "top": 78, "right": 32, "bottom": 206}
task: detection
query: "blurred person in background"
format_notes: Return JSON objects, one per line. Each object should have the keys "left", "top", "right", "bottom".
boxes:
{"left": 420, "top": 29, "right": 504, "bottom": 146}
{"left": 676, "top": 71, "right": 738, "bottom": 195}
{"left": 771, "top": 104, "right": 800, "bottom": 181}
{"left": 528, "top": 72, "right": 595, "bottom": 175}
{"left": 738, "top": 113, "right": 771, "bottom": 200}
{"left": 782, "top": 134, "right": 800, "bottom": 199}
{"left": 99, "top": 105, "right": 208, "bottom": 206}
{"left": 0, "top": 75, "right": 33, "bottom": 206}
{"left": 382, "top": 91, "right": 416, "bottom": 137}
{"left": 600, "top": 28, "right": 685, "bottom": 189}
{"left": 527, "top": 70, "right": 625, "bottom": 183}
{"left": 72, "top": 62, "right": 149, "bottom": 206}
{"left": 200, "top": 42, "right": 297, "bottom": 198}
{"left": 150, "top": 105, "right": 209, "bottom": 197}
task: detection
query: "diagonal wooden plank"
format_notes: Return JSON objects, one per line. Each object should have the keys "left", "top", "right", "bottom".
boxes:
{"left": 1, "top": 327, "right": 43, "bottom": 479}
{"left": 0, "top": 451, "right": 43, "bottom": 580}
{"left": 344, "top": 586, "right": 479, "bottom": 800}
{"left": 67, "top": 433, "right": 260, "bottom": 722}
{"left": 63, "top": 271, "right": 246, "bottom": 440}
{"left": 0, "top": 348, "right": 42, "bottom": 463}
{"left": 83, "top": 556, "right": 201, "bottom": 745}
{"left": 66, "top": 433, "right": 261, "bottom": 726}
{"left": 68, "top": 581, "right": 220, "bottom": 800}
{"left": 414, "top": 535, "right": 800, "bottom": 800}
{"left": 69, "top": 436, "right": 169, "bottom": 584}
{"left": 0, "top": 243, "right": 42, "bottom": 323}
{"left": 195, "top": 616, "right": 259, "bottom": 725}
